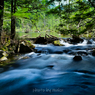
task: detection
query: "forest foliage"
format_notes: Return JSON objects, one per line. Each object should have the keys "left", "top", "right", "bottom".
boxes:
{"left": 0, "top": 0, "right": 95, "bottom": 39}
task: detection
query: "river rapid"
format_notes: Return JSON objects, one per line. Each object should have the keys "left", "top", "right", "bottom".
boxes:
{"left": 0, "top": 39, "right": 95, "bottom": 95}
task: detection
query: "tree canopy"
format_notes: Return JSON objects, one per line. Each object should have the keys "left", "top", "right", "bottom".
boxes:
{"left": 0, "top": 0, "right": 95, "bottom": 39}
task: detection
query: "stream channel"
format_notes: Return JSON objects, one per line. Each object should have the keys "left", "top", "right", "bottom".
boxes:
{"left": 0, "top": 39, "right": 95, "bottom": 95}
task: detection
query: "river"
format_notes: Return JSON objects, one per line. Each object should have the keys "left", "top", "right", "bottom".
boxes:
{"left": 0, "top": 39, "right": 95, "bottom": 95}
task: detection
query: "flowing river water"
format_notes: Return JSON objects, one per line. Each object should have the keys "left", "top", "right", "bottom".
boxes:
{"left": 0, "top": 39, "right": 95, "bottom": 95}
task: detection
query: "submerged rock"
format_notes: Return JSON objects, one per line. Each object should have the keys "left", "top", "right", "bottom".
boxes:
{"left": 92, "top": 50, "right": 95, "bottom": 56}
{"left": 77, "top": 51, "right": 88, "bottom": 56}
{"left": 63, "top": 49, "right": 70, "bottom": 53}
{"left": 70, "top": 51, "right": 88, "bottom": 56}
{"left": 68, "top": 51, "right": 88, "bottom": 56}
{"left": 0, "top": 68, "right": 4, "bottom": 73}
{"left": 73, "top": 56, "right": 82, "bottom": 61}
{"left": 47, "top": 65, "right": 54, "bottom": 69}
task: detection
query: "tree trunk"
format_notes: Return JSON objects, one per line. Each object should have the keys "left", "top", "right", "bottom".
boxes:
{"left": 11, "top": 0, "right": 16, "bottom": 39}
{"left": 0, "top": 0, "right": 4, "bottom": 40}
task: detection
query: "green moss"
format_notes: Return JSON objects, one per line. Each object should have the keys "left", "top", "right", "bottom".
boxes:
{"left": 0, "top": 56, "right": 7, "bottom": 61}
{"left": 24, "top": 40, "right": 35, "bottom": 49}
{"left": 53, "top": 40, "right": 64, "bottom": 46}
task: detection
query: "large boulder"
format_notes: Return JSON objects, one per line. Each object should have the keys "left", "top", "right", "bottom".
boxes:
{"left": 87, "top": 39, "right": 93, "bottom": 44}
{"left": 18, "top": 44, "right": 32, "bottom": 53}
{"left": 87, "top": 40, "right": 92, "bottom": 44}
{"left": 53, "top": 40, "right": 65, "bottom": 46}
{"left": 34, "top": 37, "right": 47, "bottom": 44}
{"left": 70, "top": 35, "right": 83, "bottom": 44}
{"left": 15, "top": 41, "right": 35, "bottom": 53}
{"left": 73, "top": 56, "right": 82, "bottom": 61}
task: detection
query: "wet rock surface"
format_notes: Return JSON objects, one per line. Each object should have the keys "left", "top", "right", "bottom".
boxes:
{"left": 66, "top": 36, "right": 84, "bottom": 44}
{"left": 92, "top": 50, "right": 95, "bottom": 56}
{"left": 53, "top": 40, "right": 65, "bottom": 46}
{"left": 87, "top": 40, "right": 92, "bottom": 44}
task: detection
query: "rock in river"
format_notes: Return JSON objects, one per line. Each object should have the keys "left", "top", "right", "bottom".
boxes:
{"left": 73, "top": 56, "right": 82, "bottom": 61}
{"left": 87, "top": 40, "right": 92, "bottom": 44}
{"left": 92, "top": 50, "right": 95, "bottom": 56}
{"left": 53, "top": 40, "right": 65, "bottom": 46}
{"left": 70, "top": 35, "right": 83, "bottom": 44}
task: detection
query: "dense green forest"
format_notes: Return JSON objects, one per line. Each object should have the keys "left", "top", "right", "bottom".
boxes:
{"left": 0, "top": 0, "right": 95, "bottom": 39}
{"left": 0, "top": 0, "right": 95, "bottom": 52}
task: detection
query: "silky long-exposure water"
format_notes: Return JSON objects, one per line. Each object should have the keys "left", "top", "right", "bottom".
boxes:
{"left": 0, "top": 39, "right": 95, "bottom": 95}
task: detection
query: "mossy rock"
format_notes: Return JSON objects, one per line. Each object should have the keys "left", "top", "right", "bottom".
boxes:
{"left": 24, "top": 40, "right": 35, "bottom": 49}
{"left": 16, "top": 40, "right": 35, "bottom": 53}
{"left": 0, "top": 50, "right": 8, "bottom": 61}
{"left": 53, "top": 40, "right": 65, "bottom": 46}
{"left": 0, "top": 56, "right": 7, "bottom": 61}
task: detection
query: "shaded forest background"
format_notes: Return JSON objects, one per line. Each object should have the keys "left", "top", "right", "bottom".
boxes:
{"left": 0, "top": 0, "right": 95, "bottom": 40}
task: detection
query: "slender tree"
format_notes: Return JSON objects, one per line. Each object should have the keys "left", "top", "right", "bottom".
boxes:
{"left": 0, "top": 0, "right": 4, "bottom": 40}
{"left": 11, "top": 0, "right": 17, "bottom": 39}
